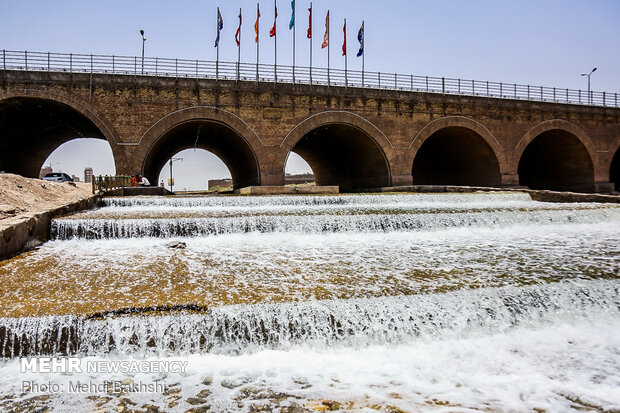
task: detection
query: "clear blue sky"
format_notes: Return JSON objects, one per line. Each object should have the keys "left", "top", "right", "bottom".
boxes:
{"left": 3, "top": 0, "right": 618, "bottom": 90}
{"left": 3, "top": 1, "right": 619, "bottom": 188}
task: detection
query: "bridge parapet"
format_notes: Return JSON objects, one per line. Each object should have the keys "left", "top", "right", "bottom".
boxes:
{"left": 2, "top": 49, "right": 618, "bottom": 108}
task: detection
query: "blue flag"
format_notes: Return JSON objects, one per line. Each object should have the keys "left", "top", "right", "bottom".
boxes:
{"left": 356, "top": 22, "right": 364, "bottom": 57}
{"left": 289, "top": 0, "right": 295, "bottom": 29}
{"left": 214, "top": 8, "right": 224, "bottom": 47}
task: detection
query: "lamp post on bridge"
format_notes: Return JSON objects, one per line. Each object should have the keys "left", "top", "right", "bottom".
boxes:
{"left": 140, "top": 29, "right": 147, "bottom": 75}
{"left": 581, "top": 67, "right": 597, "bottom": 105}
{"left": 168, "top": 157, "right": 183, "bottom": 193}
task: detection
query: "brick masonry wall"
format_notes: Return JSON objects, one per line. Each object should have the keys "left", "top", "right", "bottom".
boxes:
{"left": 1, "top": 70, "right": 619, "bottom": 190}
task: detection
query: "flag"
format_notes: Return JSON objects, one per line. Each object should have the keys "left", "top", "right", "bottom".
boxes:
{"left": 255, "top": 6, "right": 261, "bottom": 43}
{"left": 214, "top": 8, "right": 223, "bottom": 47}
{"left": 235, "top": 11, "right": 242, "bottom": 46}
{"left": 270, "top": 6, "right": 278, "bottom": 37}
{"left": 321, "top": 11, "right": 329, "bottom": 48}
{"left": 356, "top": 21, "right": 364, "bottom": 57}
{"left": 289, "top": 0, "right": 295, "bottom": 30}
{"left": 307, "top": 5, "right": 312, "bottom": 38}
{"left": 342, "top": 19, "right": 346, "bottom": 56}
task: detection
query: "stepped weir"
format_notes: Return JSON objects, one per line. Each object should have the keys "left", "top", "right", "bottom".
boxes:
{"left": 0, "top": 193, "right": 619, "bottom": 412}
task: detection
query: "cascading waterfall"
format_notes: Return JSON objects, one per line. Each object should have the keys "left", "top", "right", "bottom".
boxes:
{"left": 1, "top": 280, "right": 618, "bottom": 358}
{"left": 1, "top": 192, "right": 619, "bottom": 412}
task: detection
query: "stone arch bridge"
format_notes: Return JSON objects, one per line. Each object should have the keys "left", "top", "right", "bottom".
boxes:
{"left": 1, "top": 69, "right": 619, "bottom": 192}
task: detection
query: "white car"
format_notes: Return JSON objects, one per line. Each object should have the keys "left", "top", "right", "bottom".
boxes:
{"left": 42, "top": 172, "right": 74, "bottom": 183}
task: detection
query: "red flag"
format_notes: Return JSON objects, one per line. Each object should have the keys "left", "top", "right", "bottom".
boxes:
{"left": 269, "top": 6, "right": 278, "bottom": 37}
{"left": 342, "top": 19, "right": 346, "bottom": 56}
{"left": 235, "top": 11, "right": 242, "bottom": 46}
{"left": 307, "top": 5, "right": 312, "bottom": 39}
{"left": 321, "top": 11, "right": 329, "bottom": 48}
{"left": 255, "top": 6, "right": 260, "bottom": 43}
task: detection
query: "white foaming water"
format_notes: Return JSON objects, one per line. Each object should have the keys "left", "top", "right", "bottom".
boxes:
{"left": 100, "top": 193, "right": 535, "bottom": 208}
{"left": 1, "top": 193, "right": 619, "bottom": 412}
{"left": 1, "top": 279, "right": 618, "bottom": 358}
{"left": 1, "top": 308, "right": 619, "bottom": 412}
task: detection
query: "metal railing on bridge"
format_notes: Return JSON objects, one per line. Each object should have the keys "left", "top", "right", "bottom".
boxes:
{"left": 2, "top": 49, "right": 618, "bottom": 108}
{"left": 92, "top": 175, "right": 132, "bottom": 194}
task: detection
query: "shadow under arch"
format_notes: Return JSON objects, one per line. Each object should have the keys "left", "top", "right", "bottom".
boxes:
{"left": 142, "top": 119, "right": 260, "bottom": 190}
{"left": 410, "top": 117, "right": 505, "bottom": 187}
{"left": 0, "top": 93, "right": 117, "bottom": 177}
{"left": 140, "top": 107, "right": 262, "bottom": 190}
{"left": 281, "top": 111, "right": 392, "bottom": 191}
{"left": 611, "top": 145, "right": 620, "bottom": 192}
{"left": 517, "top": 120, "right": 595, "bottom": 192}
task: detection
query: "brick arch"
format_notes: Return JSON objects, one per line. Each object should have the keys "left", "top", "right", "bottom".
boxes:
{"left": 515, "top": 119, "right": 596, "bottom": 169}
{"left": 1, "top": 89, "right": 117, "bottom": 144}
{"left": 140, "top": 107, "right": 263, "bottom": 188}
{"left": 599, "top": 138, "right": 620, "bottom": 187}
{"left": 408, "top": 116, "right": 508, "bottom": 174}
{"left": 138, "top": 106, "right": 264, "bottom": 150}
{"left": 516, "top": 119, "right": 596, "bottom": 192}
{"left": 280, "top": 111, "right": 393, "bottom": 154}
{"left": 281, "top": 111, "right": 393, "bottom": 190}
{"left": 0, "top": 89, "right": 120, "bottom": 177}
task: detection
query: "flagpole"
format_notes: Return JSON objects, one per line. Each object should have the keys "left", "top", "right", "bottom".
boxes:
{"left": 309, "top": 2, "right": 312, "bottom": 85}
{"left": 216, "top": 7, "right": 220, "bottom": 81}
{"left": 256, "top": 3, "right": 260, "bottom": 82}
{"left": 327, "top": 10, "right": 330, "bottom": 87}
{"left": 237, "top": 8, "right": 241, "bottom": 82}
{"left": 274, "top": 0, "right": 278, "bottom": 83}
{"left": 292, "top": 0, "right": 296, "bottom": 84}
{"left": 344, "top": 18, "right": 347, "bottom": 88}
{"left": 362, "top": 21, "right": 365, "bottom": 87}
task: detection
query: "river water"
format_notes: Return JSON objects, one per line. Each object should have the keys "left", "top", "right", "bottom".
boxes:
{"left": 0, "top": 193, "right": 619, "bottom": 412}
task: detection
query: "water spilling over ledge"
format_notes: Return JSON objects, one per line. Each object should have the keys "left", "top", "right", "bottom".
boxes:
{"left": 1, "top": 280, "right": 618, "bottom": 358}
{"left": 1, "top": 192, "right": 619, "bottom": 412}
{"left": 51, "top": 195, "right": 620, "bottom": 240}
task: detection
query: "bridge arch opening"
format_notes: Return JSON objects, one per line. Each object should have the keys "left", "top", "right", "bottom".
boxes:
{"left": 411, "top": 127, "right": 502, "bottom": 186}
{"left": 286, "top": 124, "right": 391, "bottom": 192}
{"left": 284, "top": 152, "right": 315, "bottom": 186}
{"left": 0, "top": 97, "right": 115, "bottom": 178}
{"left": 42, "top": 139, "right": 115, "bottom": 181}
{"left": 610, "top": 147, "right": 620, "bottom": 192}
{"left": 142, "top": 120, "right": 260, "bottom": 190}
{"left": 156, "top": 148, "right": 232, "bottom": 192}
{"left": 518, "top": 130, "right": 594, "bottom": 192}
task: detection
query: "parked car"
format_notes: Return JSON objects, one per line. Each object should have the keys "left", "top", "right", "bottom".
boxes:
{"left": 42, "top": 172, "right": 74, "bottom": 183}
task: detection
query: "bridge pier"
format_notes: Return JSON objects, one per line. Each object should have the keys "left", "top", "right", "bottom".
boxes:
{"left": 501, "top": 173, "right": 520, "bottom": 187}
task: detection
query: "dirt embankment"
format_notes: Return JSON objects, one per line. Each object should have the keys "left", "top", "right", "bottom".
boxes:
{"left": 0, "top": 173, "right": 93, "bottom": 228}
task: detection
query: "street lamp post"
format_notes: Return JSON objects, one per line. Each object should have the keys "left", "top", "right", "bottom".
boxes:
{"left": 168, "top": 157, "right": 183, "bottom": 192}
{"left": 140, "top": 29, "right": 146, "bottom": 75}
{"left": 581, "top": 67, "right": 597, "bottom": 105}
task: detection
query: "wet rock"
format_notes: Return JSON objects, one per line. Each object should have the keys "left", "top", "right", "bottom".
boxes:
{"left": 306, "top": 400, "right": 342, "bottom": 411}
{"left": 281, "top": 404, "right": 313, "bottom": 413}
{"left": 187, "top": 397, "right": 207, "bottom": 405}
{"left": 195, "top": 389, "right": 211, "bottom": 398}
{"left": 142, "top": 403, "right": 163, "bottom": 412}
{"left": 163, "top": 387, "right": 182, "bottom": 396}
{"left": 165, "top": 394, "right": 182, "bottom": 403}
{"left": 86, "top": 395, "right": 113, "bottom": 407}
{"left": 166, "top": 241, "right": 187, "bottom": 249}
{"left": 221, "top": 377, "right": 248, "bottom": 389}
{"left": 185, "top": 406, "right": 210, "bottom": 413}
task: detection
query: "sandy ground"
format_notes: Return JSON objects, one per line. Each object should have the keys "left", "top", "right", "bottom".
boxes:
{"left": 0, "top": 173, "right": 92, "bottom": 228}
